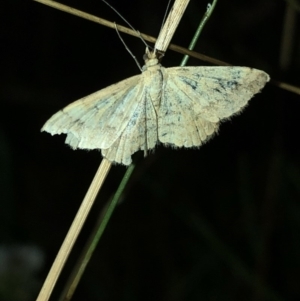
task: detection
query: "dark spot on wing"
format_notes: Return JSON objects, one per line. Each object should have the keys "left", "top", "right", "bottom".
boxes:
{"left": 225, "top": 80, "right": 239, "bottom": 88}
{"left": 213, "top": 87, "right": 222, "bottom": 94}
{"left": 179, "top": 77, "right": 198, "bottom": 90}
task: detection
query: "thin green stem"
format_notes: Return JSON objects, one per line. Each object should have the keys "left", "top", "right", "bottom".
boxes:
{"left": 181, "top": 0, "right": 218, "bottom": 66}
{"left": 59, "top": 163, "right": 135, "bottom": 301}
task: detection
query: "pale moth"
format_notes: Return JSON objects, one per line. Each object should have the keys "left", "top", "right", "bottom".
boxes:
{"left": 42, "top": 46, "right": 270, "bottom": 165}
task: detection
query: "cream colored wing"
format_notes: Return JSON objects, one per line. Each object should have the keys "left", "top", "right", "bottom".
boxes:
{"left": 101, "top": 85, "right": 158, "bottom": 165}
{"left": 158, "top": 66, "right": 269, "bottom": 147}
{"left": 42, "top": 74, "right": 144, "bottom": 150}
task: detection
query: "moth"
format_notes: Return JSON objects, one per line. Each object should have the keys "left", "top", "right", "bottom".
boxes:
{"left": 42, "top": 48, "right": 270, "bottom": 165}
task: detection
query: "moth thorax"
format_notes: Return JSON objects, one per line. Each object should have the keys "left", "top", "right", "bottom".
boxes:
{"left": 143, "top": 47, "right": 159, "bottom": 68}
{"left": 143, "top": 58, "right": 159, "bottom": 69}
{"left": 147, "top": 66, "right": 163, "bottom": 113}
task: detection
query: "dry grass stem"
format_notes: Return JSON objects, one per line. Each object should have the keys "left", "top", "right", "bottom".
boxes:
{"left": 32, "top": 0, "right": 224, "bottom": 64}
{"left": 33, "top": 0, "right": 300, "bottom": 96}
{"left": 36, "top": 158, "right": 111, "bottom": 301}
{"left": 33, "top": 0, "right": 157, "bottom": 43}
{"left": 272, "top": 80, "right": 300, "bottom": 95}
{"left": 155, "top": 0, "right": 190, "bottom": 51}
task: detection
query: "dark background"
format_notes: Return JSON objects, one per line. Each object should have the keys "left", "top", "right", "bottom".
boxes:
{"left": 1, "top": 0, "right": 300, "bottom": 300}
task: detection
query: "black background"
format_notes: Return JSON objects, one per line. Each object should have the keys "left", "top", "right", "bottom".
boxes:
{"left": 1, "top": 0, "right": 300, "bottom": 300}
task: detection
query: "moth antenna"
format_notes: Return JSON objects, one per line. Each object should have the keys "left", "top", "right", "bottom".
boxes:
{"left": 160, "top": 0, "right": 172, "bottom": 33}
{"left": 154, "top": 0, "right": 172, "bottom": 54}
{"left": 136, "top": 30, "right": 151, "bottom": 49}
{"left": 102, "top": 0, "right": 150, "bottom": 49}
{"left": 114, "top": 23, "right": 143, "bottom": 72}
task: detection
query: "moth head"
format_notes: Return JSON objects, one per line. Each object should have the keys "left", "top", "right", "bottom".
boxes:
{"left": 143, "top": 47, "right": 164, "bottom": 67}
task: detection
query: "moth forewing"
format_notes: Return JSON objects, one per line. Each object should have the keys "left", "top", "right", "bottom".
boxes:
{"left": 42, "top": 73, "right": 143, "bottom": 150}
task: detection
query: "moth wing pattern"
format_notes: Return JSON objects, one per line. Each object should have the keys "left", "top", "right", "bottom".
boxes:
{"left": 158, "top": 66, "right": 270, "bottom": 147}
{"left": 101, "top": 85, "right": 158, "bottom": 165}
{"left": 42, "top": 74, "right": 144, "bottom": 150}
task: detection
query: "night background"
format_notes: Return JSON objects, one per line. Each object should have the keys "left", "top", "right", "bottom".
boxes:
{"left": 1, "top": 0, "right": 300, "bottom": 300}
